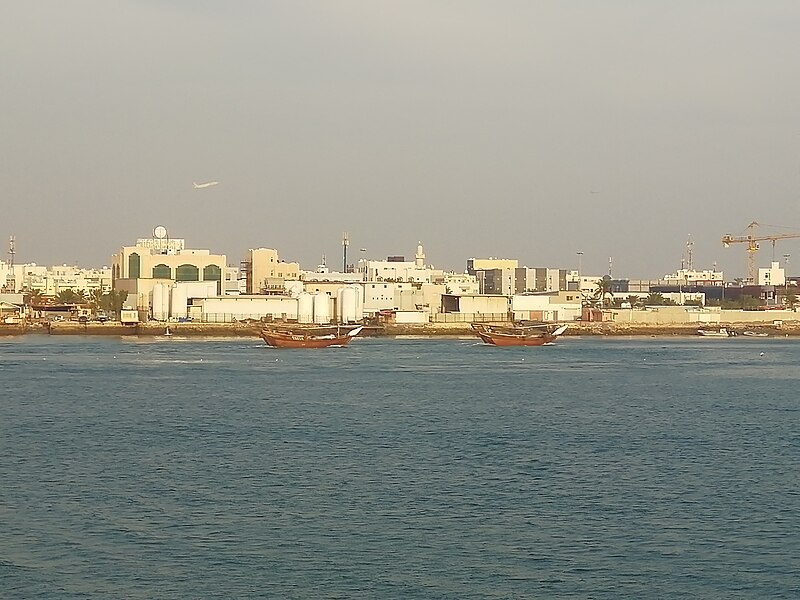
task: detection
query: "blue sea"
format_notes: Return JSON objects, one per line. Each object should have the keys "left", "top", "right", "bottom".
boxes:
{"left": 1, "top": 334, "right": 798, "bottom": 599}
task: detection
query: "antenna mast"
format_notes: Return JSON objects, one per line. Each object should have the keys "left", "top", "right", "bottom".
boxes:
{"left": 8, "top": 235, "right": 15, "bottom": 267}
{"left": 686, "top": 234, "right": 693, "bottom": 271}
{"left": 342, "top": 232, "right": 349, "bottom": 273}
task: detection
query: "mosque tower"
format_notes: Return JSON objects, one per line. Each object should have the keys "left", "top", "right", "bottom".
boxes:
{"left": 415, "top": 242, "right": 425, "bottom": 269}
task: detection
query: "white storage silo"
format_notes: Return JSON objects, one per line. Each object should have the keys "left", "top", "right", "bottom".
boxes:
{"left": 352, "top": 285, "right": 364, "bottom": 322}
{"left": 339, "top": 285, "right": 358, "bottom": 323}
{"left": 154, "top": 283, "right": 171, "bottom": 321}
{"left": 171, "top": 284, "right": 188, "bottom": 319}
{"left": 298, "top": 292, "right": 314, "bottom": 323}
{"left": 162, "top": 284, "right": 171, "bottom": 320}
{"left": 152, "top": 283, "right": 167, "bottom": 321}
{"left": 313, "top": 293, "right": 331, "bottom": 324}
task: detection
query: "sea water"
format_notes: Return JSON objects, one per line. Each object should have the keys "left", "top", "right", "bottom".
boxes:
{"left": 1, "top": 335, "right": 798, "bottom": 599}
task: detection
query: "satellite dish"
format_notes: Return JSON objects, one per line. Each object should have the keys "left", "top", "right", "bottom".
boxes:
{"left": 154, "top": 226, "right": 167, "bottom": 239}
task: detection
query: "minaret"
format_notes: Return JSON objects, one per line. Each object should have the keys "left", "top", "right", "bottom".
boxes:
{"left": 415, "top": 242, "right": 425, "bottom": 268}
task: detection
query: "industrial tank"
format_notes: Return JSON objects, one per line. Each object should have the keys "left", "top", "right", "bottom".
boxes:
{"left": 152, "top": 283, "right": 169, "bottom": 321}
{"left": 313, "top": 292, "right": 331, "bottom": 324}
{"left": 170, "top": 284, "right": 188, "bottom": 319}
{"left": 297, "top": 293, "right": 314, "bottom": 323}
{"left": 338, "top": 285, "right": 359, "bottom": 323}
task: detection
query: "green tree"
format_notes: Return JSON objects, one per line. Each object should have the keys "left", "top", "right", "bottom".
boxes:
{"left": 625, "top": 294, "right": 641, "bottom": 308}
{"left": 88, "top": 289, "right": 104, "bottom": 311}
{"left": 785, "top": 285, "right": 797, "bottom": 310}
{"left": 99, "top": 290, "right": 129, "bottom": 317}
{"left": 593, "top": 276, "right": 614, "bottom": 308}
{"left": 24, "top": 289, "right": 45, "bottom": 307}
{"left": 56, "top": 289, "right": 86, "bottom": 304}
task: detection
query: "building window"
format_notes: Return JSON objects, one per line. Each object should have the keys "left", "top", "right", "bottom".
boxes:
{"left": 203, "top": 265, "right": 222, "bottom": 295}
{"left": 152, "top": 264, "right": 171, "bottom": 279}
{"left": 128, "top": 253, "right": 140, "bottom": 279}
{"left": 176, "top": 264, "right": 200, "bottom": 282}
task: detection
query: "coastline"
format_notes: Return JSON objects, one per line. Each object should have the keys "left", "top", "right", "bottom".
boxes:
{"left": 3, "top": 320, "right": 800, "bottom": 338}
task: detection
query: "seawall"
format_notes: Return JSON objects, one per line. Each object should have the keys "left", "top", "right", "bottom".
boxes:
{"left": 29, "top": 320, "right": 800, "bottom": 338}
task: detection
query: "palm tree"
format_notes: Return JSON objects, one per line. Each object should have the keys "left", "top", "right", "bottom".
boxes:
{"left": 25, "top": 289, "right": 45, "bottom": 308}
{"left": 594, "top": 276, "right": 614, "bottom": 307}
{"left": 56, "top": 289, "right": 86, "bottom": 305}
{"left": 625, "top": 294, "right": 641, "bottom": 309}
{"left": 645, "top": 292, "right": 666, "bottom": 306}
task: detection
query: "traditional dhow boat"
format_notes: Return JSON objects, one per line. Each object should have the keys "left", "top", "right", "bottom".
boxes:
{"left": 260, "top": 325, "right": 363, "bottom": 348}
{"left": 471, "top": 322, "right": 568, "bottom": 347}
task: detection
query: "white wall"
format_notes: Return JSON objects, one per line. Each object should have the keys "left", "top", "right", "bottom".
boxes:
{"left": 196, "top": 296, "right": 299, "bottom": 322}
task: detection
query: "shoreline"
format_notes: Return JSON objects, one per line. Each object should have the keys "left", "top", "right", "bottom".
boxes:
{"left": 3, "top": 321, "right": 800, "bottom": 338}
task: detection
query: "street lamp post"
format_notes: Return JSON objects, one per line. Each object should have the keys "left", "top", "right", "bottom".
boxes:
{"left": 576, "top": 251, "right": 584, "bottom": 302}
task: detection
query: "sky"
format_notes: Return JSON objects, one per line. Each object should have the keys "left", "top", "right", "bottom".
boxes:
{"left": 2, "top": 0, "right": 800, "bottom": 279}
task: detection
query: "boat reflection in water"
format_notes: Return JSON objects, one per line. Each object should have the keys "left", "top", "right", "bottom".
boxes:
{"left": 471, "top": 322, "right": 568, "bottom": 347}
{"left": 260, "top": 325, "right": 363, "bottom": 348}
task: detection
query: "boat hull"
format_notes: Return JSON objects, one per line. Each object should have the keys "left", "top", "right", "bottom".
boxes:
{"left": 697, "top": 328, "right": 736, "bottom": 337}
{"left": 475, "top": 331, "right": 557, "bottom": 346}
{"left": 259, "top": 325, "right": 363, "bottom": 348}
{"left": 472, "top": 322, "right": 567, "bottom": 347}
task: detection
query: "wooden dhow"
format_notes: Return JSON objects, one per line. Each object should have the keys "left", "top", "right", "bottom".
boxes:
{"left": 260, "top": 325, "right": 363, "bottom": 348}
{"left": 471, "top": 322, "right": 568, "bottom": 347}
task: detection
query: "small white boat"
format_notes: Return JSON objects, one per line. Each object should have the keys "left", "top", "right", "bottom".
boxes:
{"left": 697, "top": 328, "right": 736, "bottom": 337}
{"left": 742, "top": 330, "right": 769, "bottom": 337}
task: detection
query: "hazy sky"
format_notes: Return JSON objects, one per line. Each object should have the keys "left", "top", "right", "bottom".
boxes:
{"left": 2, "top": 1, "right": 799, "bottom": 278}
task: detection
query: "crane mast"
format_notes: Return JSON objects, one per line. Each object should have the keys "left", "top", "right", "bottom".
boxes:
{"left": 722, "top": 222, "right": 800, "bottom": 283}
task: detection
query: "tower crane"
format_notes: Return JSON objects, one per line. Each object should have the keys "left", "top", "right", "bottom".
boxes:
{"left": 722, "top": 221, "right": 800, "bottom": 283}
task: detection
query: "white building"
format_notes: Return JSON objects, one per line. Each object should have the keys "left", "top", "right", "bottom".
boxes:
{"left": 358, "top": 243, "right": 444, "bottom": 284}
{"left": 191, "top": 295, "right": 300, "bottom": 323}
{"left": 757, "top": 261, "right": 785, "bottom": 287}
{"left": 0, "top": 261, "right": 112, "bottom": 296}
{"left": 443, "top": 273, "right": 480, "bottom": 295}
{"left": 663, "top": 268, "right": 724, "bottom": 286}
{"left": 301, "top": 258, "right": 363, "bottom": 283}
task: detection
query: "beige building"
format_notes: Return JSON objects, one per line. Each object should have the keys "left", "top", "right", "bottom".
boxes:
{"left": 467, "top": 258, "right": 519, "bottom": 271}
{"left": 511, "top": 291, "right": 582, "bottom": 322}
{"left": 242, "top": 248, "right": 300, "bottom": 294}
{"left": 440, "top": 294, "right": 511, "bottom": 321}
{"left": 111, "top": 230, "right": 226, "bottom": 312}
